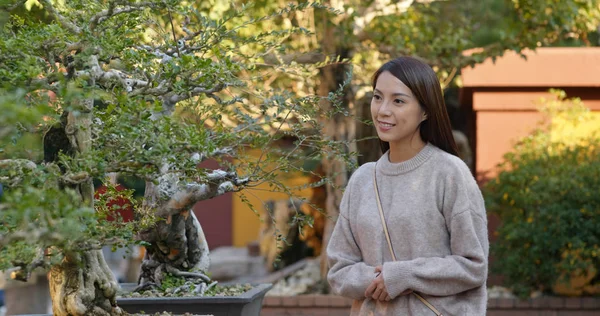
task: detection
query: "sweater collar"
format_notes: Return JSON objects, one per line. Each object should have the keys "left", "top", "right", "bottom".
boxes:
{"left": 376, "top": 143, "right": 435, "bottom": 175}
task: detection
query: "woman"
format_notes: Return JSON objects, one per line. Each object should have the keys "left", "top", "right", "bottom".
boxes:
{"left": 327, "top": 57, "right": 488, "bottom": 315}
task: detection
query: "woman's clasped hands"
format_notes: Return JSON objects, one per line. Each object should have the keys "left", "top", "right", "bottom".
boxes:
{"left": 364, "top": 265, "right": 412, "bottom": 302}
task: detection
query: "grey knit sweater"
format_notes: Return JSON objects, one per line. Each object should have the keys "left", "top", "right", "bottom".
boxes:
{"left": 327, "top": 143, "right": 489, "bottom": 316}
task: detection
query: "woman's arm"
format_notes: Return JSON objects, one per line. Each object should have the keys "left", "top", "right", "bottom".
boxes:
{"left": 327, "top": 181, "right": 376, "bottom": 300}
{"left": 381, "top": 208, "right": 488, "bottom": 298}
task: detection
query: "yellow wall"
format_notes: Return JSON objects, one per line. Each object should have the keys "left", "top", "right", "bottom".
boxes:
{"left": 231, "top": 153, "right": 315, "bottom": 247}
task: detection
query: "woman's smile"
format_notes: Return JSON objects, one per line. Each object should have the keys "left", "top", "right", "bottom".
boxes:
{"left": 377, "top": 120, "right": 396, "bottom": 132}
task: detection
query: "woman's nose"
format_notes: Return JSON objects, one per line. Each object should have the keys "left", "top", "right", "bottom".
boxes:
{"left": 378, "top": 101, "right": 392, "bottom": 116}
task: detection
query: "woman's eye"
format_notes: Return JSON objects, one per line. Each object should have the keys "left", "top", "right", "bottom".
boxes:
{"left": 394, "top": 99, "right": 404, "bottom": 104}
{"left": 373, "top": 95, "right": 382, "bottom": 100}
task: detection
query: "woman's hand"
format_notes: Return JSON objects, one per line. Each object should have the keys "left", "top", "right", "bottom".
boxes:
{"left": 365, "top": 266, "right": 391, "bottom": 301}
{"left": 365, "top": 266, "right": 413, "bottom": 301}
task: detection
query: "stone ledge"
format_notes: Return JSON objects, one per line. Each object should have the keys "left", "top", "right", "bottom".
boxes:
{"left": 265, "top": 295, "right": 352, "bottom": 307}
{"left": 263, "top": 294, "right": 600, "bottom": 309}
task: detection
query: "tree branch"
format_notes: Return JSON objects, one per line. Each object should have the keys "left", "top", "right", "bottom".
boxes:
{"left": 78, "top": 55, "right": 149, "bottom": 93}
{"left": 190, "top": 148, "right": 234, "bottom": 164}
{"left": 102, "top": 161, "right": 159, "bottom": 181}
{"left": 165, "top": 264, "right": 211, "bottom": 283}
{"left": 75, "top": 236, "right": 132, "bottom": 251}
{"left": 135, "top": 24, "right": 203, "bottom": 60}
{"left": 262, "top": 52, "right": 326, "bottom": 65}
{"left": 82, "top": 55, "right": 228, "bottom": 110}
{"left": 1, "top": 0, "right": 27, "bottom": 11}
{"left": 7, "top": 248, "right": 49, "bottom": 282}
{"left": 168, "top": 83, "right": 226, "bottom": 104}
{"left": 28, "top": 76, "right": 62, "bottom": 92}
{"left": 354, "top": 0, "right": 441, "bottom": 42}
{"left": 40, "top": 0, "right": 81, "bottom": 35}
{"left": 61, "top": 171, "right": 91, "bottom": 185}
{"left": 156, "top": 169, "right": 249, "bottom": 217}
{"left": 0, "top": 159, "right": 37, "bottom": 187}
{"left": 90, "top": 0, "right": 116, "bottom": 32}
{"left": 0, "top": 228, "right": 62, "bottom": 251}
{"left": 353, "top": 0, "right": 415, "bottom": 38}
{"left": 205, "top": 94, "right": 242, "bottom": 106}
{"left": 136, "top": 45, "right": 176, "bottom": 62}
{"left": 129, "top": 80, "right": 169, "bottom": 97}
{"left": 166, "top": 4, "right": 180, "bottom": 57}
{"left": 90, "top": 2, "right": 163, "bottom": 32}
{"left": 155, "top": 83, "right": 228, "bottom": 117}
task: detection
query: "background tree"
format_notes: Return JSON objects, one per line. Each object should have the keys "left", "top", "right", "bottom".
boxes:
{"left": 0, "top": 1, "right": 349, "bottom": 315}
{"left": 309, "top": 0, "right": 600, "bottom": 282}
{"left": 173, "top": 0, "right": 600, "bottom": 284}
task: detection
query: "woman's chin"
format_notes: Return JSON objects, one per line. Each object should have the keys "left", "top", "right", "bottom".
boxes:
{"left": 377, "top": 134, "right": 395, "bottom": 142}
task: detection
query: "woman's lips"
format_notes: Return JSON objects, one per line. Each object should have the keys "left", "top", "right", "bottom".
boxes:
{"left": 377, "top": 120, "right": 395, "bottom": 131}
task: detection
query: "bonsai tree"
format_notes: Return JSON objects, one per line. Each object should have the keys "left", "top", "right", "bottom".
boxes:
{"left": 0, "top": 1, "right": 348, "bottom": 315}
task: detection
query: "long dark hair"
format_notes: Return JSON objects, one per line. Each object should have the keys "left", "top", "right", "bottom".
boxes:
{"left": 372, "top": 57, "right": 459, "bottom": 157}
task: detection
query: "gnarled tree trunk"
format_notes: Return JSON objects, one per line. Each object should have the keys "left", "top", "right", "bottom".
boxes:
{"left": 136, "top": 181, "right": 211, "bottom": 289}
{"left": 47, "top": 98, "right": 122, "bottom": 316}
{"left": 49, "top": 251, "right": 123, "bottom": 316}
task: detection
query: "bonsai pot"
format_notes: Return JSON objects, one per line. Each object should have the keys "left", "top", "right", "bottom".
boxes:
{"left": 116, "top": 283, "right": 273, "bottom": 316}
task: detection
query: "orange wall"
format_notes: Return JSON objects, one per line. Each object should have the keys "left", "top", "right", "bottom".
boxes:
{"left": 474, "top": 103, "right": 600, "bottom": 181}
{"left": 462, "top": 48, "right": 600, "bottom": 181}
{"left": 462, "top": 48, "right": 600, "bottom": 87}
{"left": 475, "top": 111, "right": 542, "bottom": 180}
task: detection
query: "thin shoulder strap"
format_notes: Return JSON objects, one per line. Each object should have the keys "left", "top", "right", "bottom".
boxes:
{"left": 372, "top": 164, "right": 396, "bottom": 262}
{"left": 372, "top": 163, "right": 444, "bottom": 316}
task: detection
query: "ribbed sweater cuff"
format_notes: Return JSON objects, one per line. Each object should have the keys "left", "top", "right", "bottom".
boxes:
{"left": 382, "top": 261, "right": 411, "bottom": 298}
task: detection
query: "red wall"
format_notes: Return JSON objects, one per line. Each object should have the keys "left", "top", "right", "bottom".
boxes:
{"left": 192, "top": 159, "right": 233, "bottom": 250}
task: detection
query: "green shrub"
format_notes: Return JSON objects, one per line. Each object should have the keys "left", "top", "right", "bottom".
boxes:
{"left": 484, "top": 91, "right": 600, "bottom": 298}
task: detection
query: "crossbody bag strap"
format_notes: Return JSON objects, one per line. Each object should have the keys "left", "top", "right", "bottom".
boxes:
{"left": 372, "top": 164, "right": 444, "bottom": 316}
{"left": 372, "top": 164, "right": 397, "bottom": 262}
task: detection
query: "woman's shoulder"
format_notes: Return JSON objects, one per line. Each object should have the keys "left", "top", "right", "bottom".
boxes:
{"left": 429, "top": 145, "right": 476, "bottom": 185}
{"left": 355, "top": 161, "right": 377, "bottom": 173}
{"left": 430, "top": 146, "right": 471, "bottom": 173}
{"left": 345, "top": 162, "right": 376, "bottom": 189}
{"left": 430, "top": 145, "right": 485, "bottom": 214}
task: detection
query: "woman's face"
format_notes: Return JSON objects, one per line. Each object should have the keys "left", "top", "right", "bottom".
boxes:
{"left": 370, "top": 71, "right": 426, "bottom": 147}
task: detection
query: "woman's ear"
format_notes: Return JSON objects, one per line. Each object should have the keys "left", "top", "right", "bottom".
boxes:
{"left": 422, "top": 112, "right": 428, "bottom": 121}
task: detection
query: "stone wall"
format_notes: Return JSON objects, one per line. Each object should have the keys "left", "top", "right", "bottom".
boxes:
{"left": 261, "top": 295, "right": 600, "bottom": 316}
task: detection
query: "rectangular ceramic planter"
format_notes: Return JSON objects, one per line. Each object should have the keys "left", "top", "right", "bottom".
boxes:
{"left": 116, "top": 283, "right": 273, "bottom": 316}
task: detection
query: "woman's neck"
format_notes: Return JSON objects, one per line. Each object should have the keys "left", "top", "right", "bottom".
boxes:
{"left": 388, "top": 137, "right": 426, "bottom": 163}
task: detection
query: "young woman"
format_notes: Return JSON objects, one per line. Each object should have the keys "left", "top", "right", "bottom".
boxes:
{"left": 327, "top": 57, "right": 489, "bottom": 315}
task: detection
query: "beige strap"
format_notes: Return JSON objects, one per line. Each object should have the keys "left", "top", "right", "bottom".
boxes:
{"left": 372, "top": 165, "right": 444, "bottom": 316}
{"left": 413, "top": 292, "right": 443, "bottom": 316}
{"left": 373, "top": 165, "right": 397, "bottom": 262}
